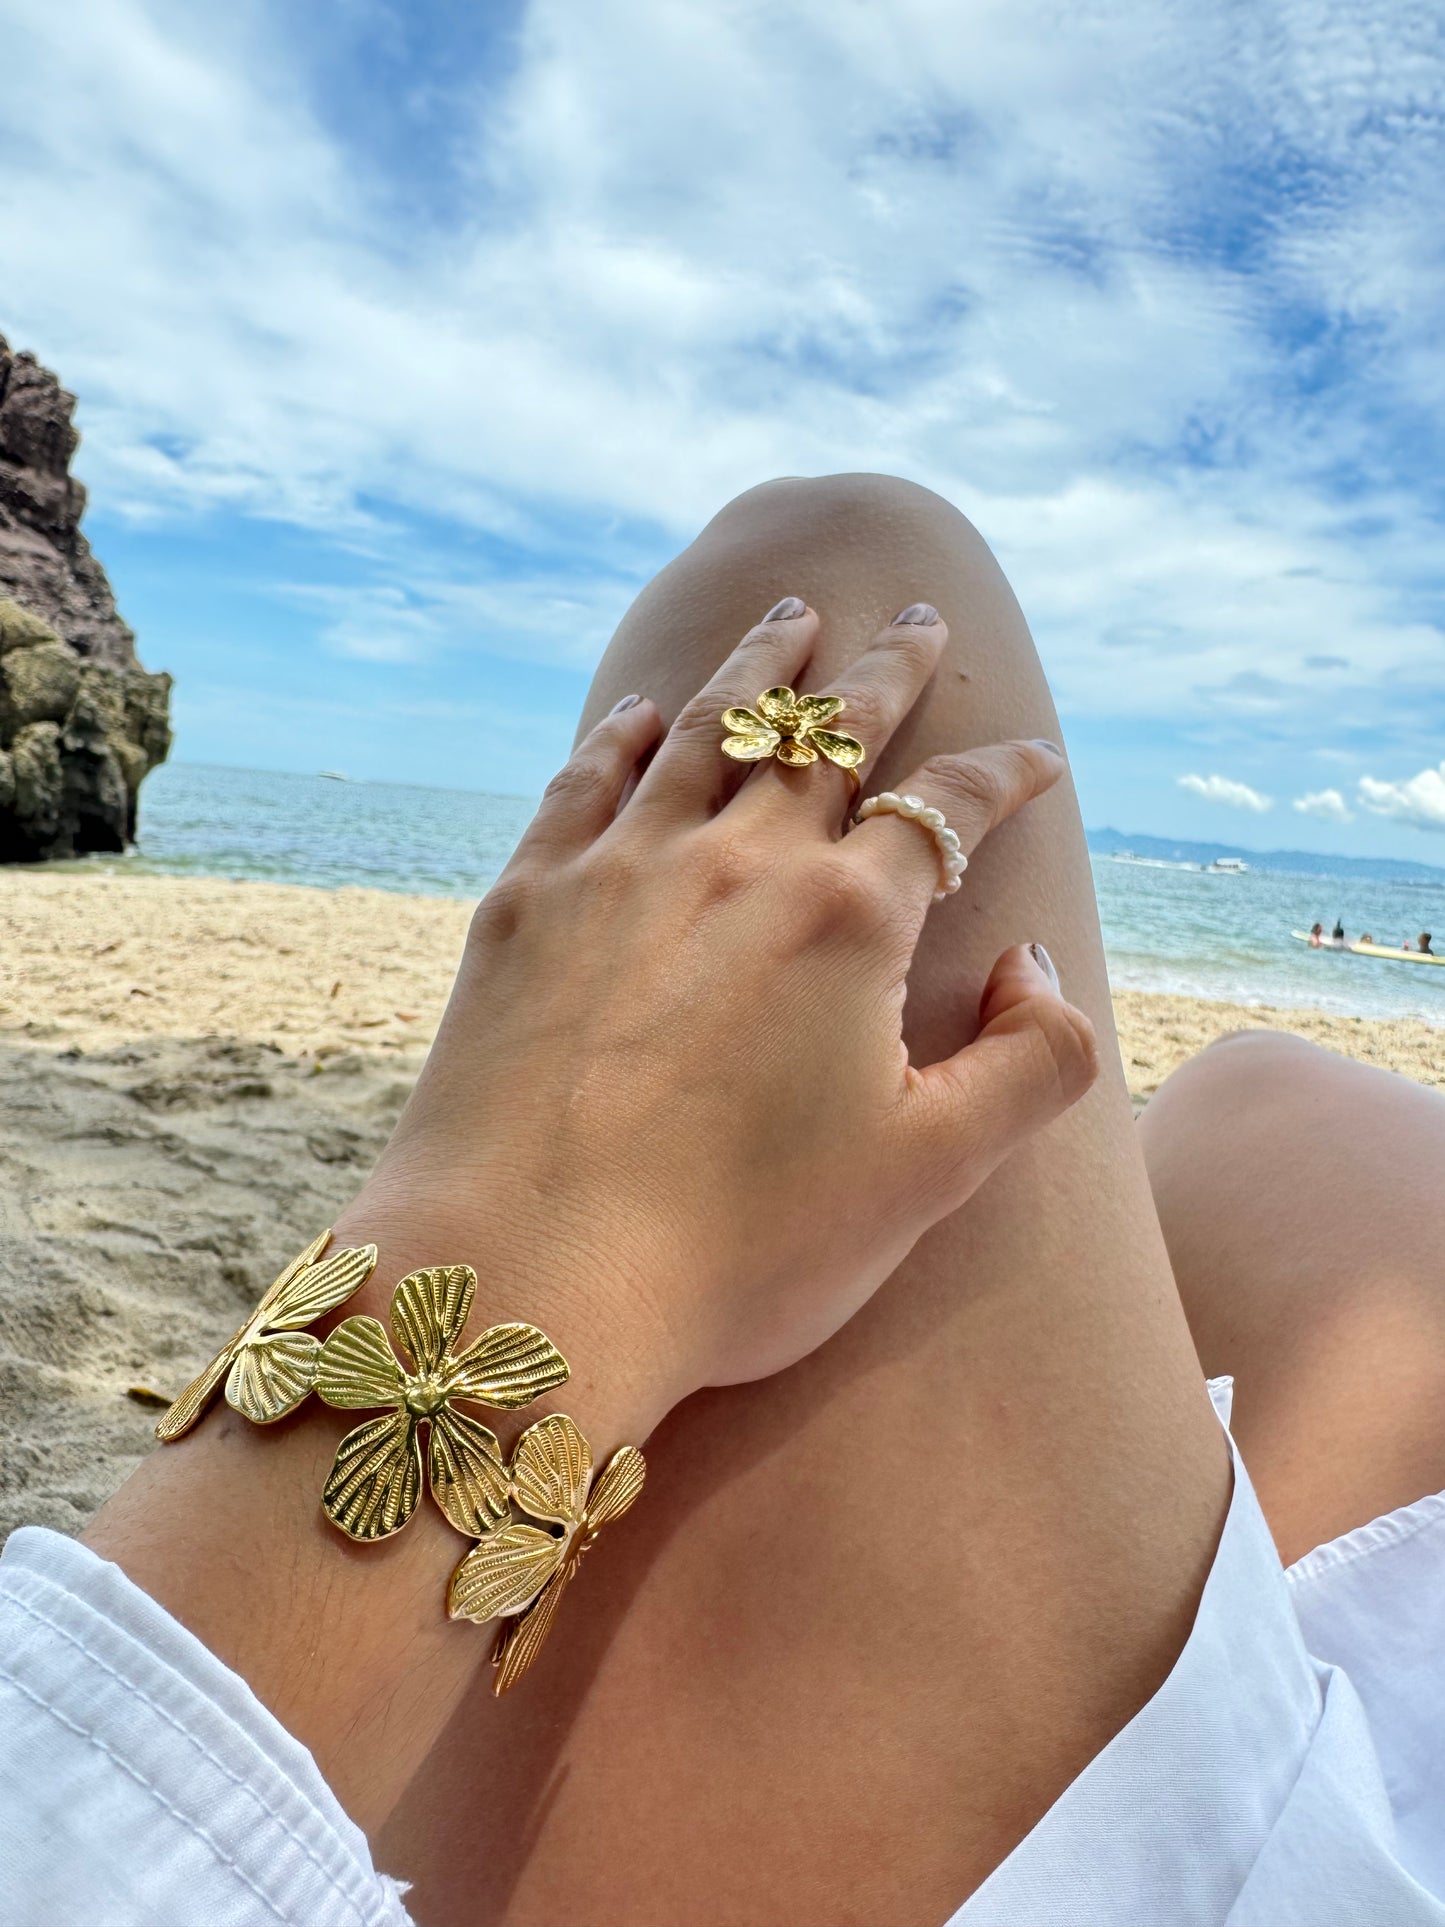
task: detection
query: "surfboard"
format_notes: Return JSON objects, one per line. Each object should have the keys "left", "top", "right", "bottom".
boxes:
{"left": 1290, "top": 931, "right": 1445, "bottom": 966}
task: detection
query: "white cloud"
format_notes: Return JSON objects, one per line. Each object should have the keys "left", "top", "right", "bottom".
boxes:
{"left": 1178, "top": 773, "right": 1273, "bottom": 813}
{"left": 1357, "top": 764, "right": 1445, "bottom": 832}
{"left": 0, "top": 0, "right": 1443, "bottom": 755}
{"left": 1293, "top": 787, "right": 1353, "bottom": 824}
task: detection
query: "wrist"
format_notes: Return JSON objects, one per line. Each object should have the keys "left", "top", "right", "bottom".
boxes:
{"left": 329, "top": 1182, "right": 683, "bottom": 1451}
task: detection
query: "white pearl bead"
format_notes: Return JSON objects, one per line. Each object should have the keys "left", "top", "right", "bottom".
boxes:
{"left": 946, "top": 855, "right": 967, "bottom": 876}
{"left": 918, "top": 806, "right": 945, "bottom": 830}
{"left": 937, "top": 828, "right": 961, "bottom": 854}
{"left": 945, "top": 875, "right": 962, "bottom": 893}
{"left": 897, "top": 795, "right": 923, "bottom": 817}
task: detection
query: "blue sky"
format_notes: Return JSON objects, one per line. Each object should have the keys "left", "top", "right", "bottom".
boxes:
{"left": 3, "top": 0, "right": 1445, "bottom": 853}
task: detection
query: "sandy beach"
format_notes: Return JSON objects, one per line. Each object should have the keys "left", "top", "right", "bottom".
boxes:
{"left": 3, "top": 867, "right": 1444, "bottom": 1546}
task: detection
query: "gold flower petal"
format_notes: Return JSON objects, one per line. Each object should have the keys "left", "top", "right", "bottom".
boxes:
{"left": 446, "top": 1323, "right": 570, "bottom": 1411}
{"left": 390, "top": 1264, "right": 476, "bottom": 1374}
{"left": 721, "top": 728, "right": 781, "bottom": 761}
{"left": 447, "top": 1523, "right": 568, "bottom": 1624}
{"left": 808, "top": 728, "right": 865, "bottom": 769}
{"left": 428, "top": 1406, "right": 510, "bottom": 1537}
{"left": 755, "top": 687, "right": 800, "bottom": 727}
{"left": 491, "top": 1561, "right": 577, "bottom": 1695}
{"left": 225, "top": 1330, "right": 321, "bottom": 1425}
{"left": 794, "top": 694, "right": 845, "bottom": 729}
{"left": 584, "top": 1446, "right": 647, "bottom": 1531}
{"left": 316, "top": 1315, "right": 406, "bottom": 1408}
{"left": 510, "top": 1413, "right": 592, "bottom": 1528}
{"left": 266, "top": 1242, "right": 378, "bottom": 1330}
{"left": 154, "top": 1345, "right": 237, "bottom": 1444}
{"left": 721, "top": 705, "right": 770, "bottom": 735}
{"left": 775, "top": 738, "right": 818, "bottom": 766}
{"left": 323, "top": 1409, "right": 422, "bottom": 1540}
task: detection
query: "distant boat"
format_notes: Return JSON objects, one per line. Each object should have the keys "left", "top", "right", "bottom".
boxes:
{"left": 1290, "top": 931, "right": 1445, "bottom": 968}
{"left": 318, "top": 770, "right": 350, "bottom": 782}
{"left": 1110, "top": 853, "right": 1202, "bottom": 871}
{"left": 1207, "top": 856, "right": 1249, "bottom": 874}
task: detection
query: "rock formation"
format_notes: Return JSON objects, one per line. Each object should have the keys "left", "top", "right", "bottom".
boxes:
{"left": 0, "top": 334, "right": 171, "bottom": 861}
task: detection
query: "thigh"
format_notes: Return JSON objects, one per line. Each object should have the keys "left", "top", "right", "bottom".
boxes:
{"left": 1141, "top": 1028, "right": 1445, "bottom": 1567}
{"left": 381, "top": 476, "right": 1228, "bottom": 1926}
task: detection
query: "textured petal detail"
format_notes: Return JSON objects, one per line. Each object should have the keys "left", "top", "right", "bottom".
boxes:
{"left": 775, "top": 738, "right": 818, "bottom": 766}
{"left": 510, "top": 1413, "right": 592, "bottom": 1527}
{"left": 447, "top": 1524, "right": 567, "bottom": 1623}
{"left": 254, "top": 1228, "right": 333, "bottom": 1317}
{"left": 266, "top": 1242, "right": 378, "bottom": 1330}
{"left": 491, "top": 1562, "right": 576, "bottom": 1695}
{"left": 225, "top": 1331, "right": 320, "bottom": 1424}
{"left": 428, "top": 1407, "right": 509, "bottom": 1537}
{"left": 323, "top": 1410, "right": 422, "bottom": 1539}
{"left": 390, "top": 1265, "right": 476, "bottom": 1374}
{"left": 316, "top": 1316, "right": 405, "bottom": 1409}
{"left": 755, "top": 687, "right": 800, "bottom": 727}
{"left": 583, "top": 1446, "right": 647, "bottom": 1531}
{"left": 154, "top": 1343, "right": 236, "bottom": 1443}
{"left": 446, "top": 1323, "right": 570, "bottom": 1410}
{"left": 808, "top": 728, "right": 865, "bottom": 769}
{"left": 721, "top": 706, "right": 770, "bottom": 735}
{"left": 720, "top": 728, "right": 780, "bottom": 762}
{"left": 793, "top": 694, "right": 845, "bottom": 729}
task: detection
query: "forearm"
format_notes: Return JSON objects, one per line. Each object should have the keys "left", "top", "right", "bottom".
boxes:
{"left": 83, "top": 1194, "right": 668, "bottom": 1835}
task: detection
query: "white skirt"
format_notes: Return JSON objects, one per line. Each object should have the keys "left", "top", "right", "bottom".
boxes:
{"left": 2, "top": 1379, "right": 1443, "bottom": 1926}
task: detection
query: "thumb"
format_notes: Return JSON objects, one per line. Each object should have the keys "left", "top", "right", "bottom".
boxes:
{"left": 903, "top": 943, "right": 1099, "bottom": 1212}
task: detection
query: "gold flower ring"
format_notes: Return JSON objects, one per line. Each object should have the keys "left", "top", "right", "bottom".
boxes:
{"left": 721, "top": 687, "right": 865, "bottom": 797}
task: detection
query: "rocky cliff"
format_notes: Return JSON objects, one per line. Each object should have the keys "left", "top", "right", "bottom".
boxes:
{"left": 0, "top": 335, "right": 171, "bottom": 860}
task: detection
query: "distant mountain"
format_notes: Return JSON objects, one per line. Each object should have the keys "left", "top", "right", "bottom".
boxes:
{"left": 1086, "top": 827, "right": 1445, "bottom": 887}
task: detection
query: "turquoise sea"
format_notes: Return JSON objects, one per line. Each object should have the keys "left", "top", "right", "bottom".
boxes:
{"left": 52, "top": 762, "right": 1445, "bottom": 1027}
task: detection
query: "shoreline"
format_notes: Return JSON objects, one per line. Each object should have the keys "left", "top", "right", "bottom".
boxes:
{"left": 2, "top": 867, "right": 1443, "bottom": 1542}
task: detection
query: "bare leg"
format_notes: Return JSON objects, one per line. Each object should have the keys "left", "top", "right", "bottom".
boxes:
{"left": 1141, "top": 1030, "right": 1445, "bottom": 1566}
{"left": 382, "top": 476, "right": 1227, "bottom": 1925}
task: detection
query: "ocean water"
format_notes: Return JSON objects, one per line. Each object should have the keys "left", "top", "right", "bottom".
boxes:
{"left": 43, "top": 762, "right": 1445, "bottom": 1026}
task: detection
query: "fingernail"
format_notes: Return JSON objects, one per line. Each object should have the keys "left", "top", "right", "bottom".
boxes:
{"left": 1030, "top": 738, "right": 1064, "bottom": 757}
{"left": 764, "top": 596, "right": 807, "bottom": 622}
{"left": 893, "top": 602, "right": 940, "bottom": 625}
{"left": 609, "top": 693, "right": 642, "bottom": 713}
{"left": 1029, "top": 942, "right": 1060, "bottom": 991}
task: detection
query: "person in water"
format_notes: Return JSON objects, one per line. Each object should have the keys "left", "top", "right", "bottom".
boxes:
{"left": 1421, "top": 933, "right": 1435, "bottom": 955}
{"left": 1309, "top": 921, "right": 1325, "bottom": 946}
{"left": 1331, "top": 919, "right": 1346, "bottom": 947}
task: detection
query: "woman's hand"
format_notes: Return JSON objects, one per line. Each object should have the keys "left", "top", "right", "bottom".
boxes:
{"left": 336, "top": 599, "right": 1097, "bottom": 1445}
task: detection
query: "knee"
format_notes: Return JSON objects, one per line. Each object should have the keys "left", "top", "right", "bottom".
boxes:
{"left": 698, "top": 471, "right": 975, "bottom": 552}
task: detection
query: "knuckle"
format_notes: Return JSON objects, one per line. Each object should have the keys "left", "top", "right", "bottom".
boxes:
{"left": 469, "top": 872, "right": 537, "bottom": 947}
{"left": 1021, "top": 994, "right": 1100, "bottom": 1104}
{"left": 692, "top": 826, "right": 756, "bottom": 899}
{"left": 542, "top": 754, "right": 611, "bottom": 810}
{"left": 932, "top": 751, "right": 1008, "bottom": 826}
{"left": 793, "top": 851, "right": 885, "bottom": 933}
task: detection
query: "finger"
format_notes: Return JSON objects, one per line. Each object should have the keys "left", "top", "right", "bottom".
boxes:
{"left": 628, "top": 597, "right": 819, "bottom": 822}
{"left": 514, "top": 694, "right": 665, "bottom": 858}
{"left": 846, "top": 738, "right": 1066, "bottom": 912}
{"left": 900, "top": 943, "right": 1099, "bottom": 1214}
{"left": 740, "top": 603, "right": 948, "bottom": 828}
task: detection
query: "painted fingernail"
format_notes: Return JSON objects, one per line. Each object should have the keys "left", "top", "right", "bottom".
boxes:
{"left": 764, "top": 596, "right": 807, "bottom": 622}
{"left": 1030, "top": 738, "right": 1064, "bottom": 757}
{"left": 1029, "top": 942, "right": 1060, "bottom": 991}
{"left": 893, "top": 602, "right": 940, "bottom": 625}
{"left": 609, "top": 693, "right": 642, "bottom": 713}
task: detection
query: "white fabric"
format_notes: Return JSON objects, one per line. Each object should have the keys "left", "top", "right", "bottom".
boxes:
{"left": 2, "top": 1378, "right": 1443, "bottom": 1925}
{"left": 0, "top": 1526, "right": 411, "bottom": 1927}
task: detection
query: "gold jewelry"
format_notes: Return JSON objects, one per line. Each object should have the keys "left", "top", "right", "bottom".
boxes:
{"left": 721, "top": 686, "right": 865, "bottom": 774}
{"left": 315, "top": 1265, "right": 570, "bottom": 1540}
{"left": 447, "top": 1412, "right": 647, "bottom": 1694}
{"left": 854, "top": 790, "right": 968, "bottom": 900}
{"left": 155, "top": 1230, "right": 378, "bottom": 1441}
{"left": 155, "top": 1235, "right": 643, "bottom": 1693}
